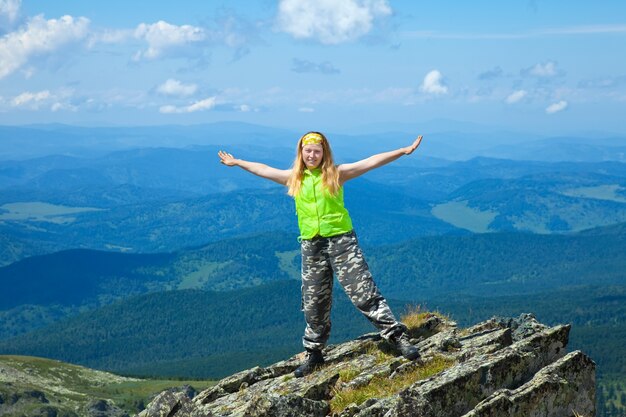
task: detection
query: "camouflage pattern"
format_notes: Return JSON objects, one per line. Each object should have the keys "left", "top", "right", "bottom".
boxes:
{"left": 300, "top": 230, "right": 406, "bottom": 351}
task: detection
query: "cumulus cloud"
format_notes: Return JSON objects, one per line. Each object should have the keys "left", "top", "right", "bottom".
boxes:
{"left": 156, "top": 79, "right": 198, "bottom": 97}
{"left": 277, "top": 0, "right": 391, "bottom": 44}
{"left": 546, "top": 100, "right": 568, "bottom": 114}
{"left": 0, "top": 14, "right": 90, "bottom": 79}
{"left": 159, "top": 97, "right": 216, "bottom": 114}
{"left": 133, "top": 20, "right": 206, "bottom": 60}
{"left": 505, "top": 90, "right": 527, "bottom": 104}
{"left": 420, "top": 70, "right": 448, "bottom": 95}
{"left": 522, "top": 61, "right": 563, "bottom": 78}
{"left": 291, "top": 58, "right": 340, "bottom": 74}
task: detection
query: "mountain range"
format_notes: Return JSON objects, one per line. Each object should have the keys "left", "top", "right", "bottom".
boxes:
{"left": 1, "top": 121, "right": 626, "bottom": 415}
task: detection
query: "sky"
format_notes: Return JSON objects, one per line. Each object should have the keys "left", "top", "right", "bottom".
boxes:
{"left": 0, "top": 0, "right": 625, "bottom": 134}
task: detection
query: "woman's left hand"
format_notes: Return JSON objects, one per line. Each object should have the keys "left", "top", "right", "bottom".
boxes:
{"left": 403, "top": 135, "right": 423, "bottom": 155}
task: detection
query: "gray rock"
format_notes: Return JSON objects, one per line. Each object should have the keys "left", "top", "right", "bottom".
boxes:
{"left": 24, "top": 390, "right": 49, "bottom": 403}
{"left": 137, "top": 390, "right": 202, "bottom": 417}
{"left": 462, "top": 350, "right": 596, "bottom": 417}
{"left": 242, "top": 393, "right": 329, "bottom": 417}
{"left": 139, "top": 314, "right": 595, "bottom": 417}
{"left": 86, "top": 399, "right": 130, "bottom": 417}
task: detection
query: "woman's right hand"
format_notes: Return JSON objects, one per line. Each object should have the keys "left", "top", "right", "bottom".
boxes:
{"left": 218, "top": 150, "right": 237, "bottom": 166}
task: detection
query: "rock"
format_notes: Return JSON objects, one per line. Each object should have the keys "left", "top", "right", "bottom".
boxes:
{"left": 139, "top": 313, "right": 595, "bottom": 417}
{"left": 137, "top": 390, "right": 201, "bottom": 417}
{"left": 462, "top": 350, "right": 596, "bottom": 417}
{"left": 86, "top": 399, "right": 130, "bottom": 417}
{"left": 32, "top": 406, "right": 58, "bottom": 417}
{"left": 242, "top": 393, "right": 329, "bottom": 417}
{"left": 492, "top": 313, "right": 548, "bottom": 341}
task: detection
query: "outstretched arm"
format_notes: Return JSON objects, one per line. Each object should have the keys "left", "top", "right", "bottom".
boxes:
{"left": 218, "top": 151, "right": 291, "bottom": 185}
{"left": 339, "top": 135, "right": 423, "bottom": 183}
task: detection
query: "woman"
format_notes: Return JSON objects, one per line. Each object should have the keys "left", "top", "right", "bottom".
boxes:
{"left": 218, "top": 131, "right": 423, "bottom": 377}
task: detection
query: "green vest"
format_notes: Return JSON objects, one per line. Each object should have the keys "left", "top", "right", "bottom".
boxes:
{"left": 294, "top": 168, "right": 353, "bottom": 239}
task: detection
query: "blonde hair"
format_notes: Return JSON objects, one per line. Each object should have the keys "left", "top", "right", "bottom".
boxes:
{"left": 287, "top": 131, "right": 340, "bottom": 197}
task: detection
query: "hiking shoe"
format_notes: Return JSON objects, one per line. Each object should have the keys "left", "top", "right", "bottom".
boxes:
{"left": 294, "top": 349, "right": 324, "bottom": 378}
{"left": 392, "top": 333, "right": 421, "bottom": 360}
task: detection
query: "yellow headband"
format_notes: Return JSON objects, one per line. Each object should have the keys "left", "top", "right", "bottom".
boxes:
{"left": 301, "top": 132, "right": 323, "bottom": 146}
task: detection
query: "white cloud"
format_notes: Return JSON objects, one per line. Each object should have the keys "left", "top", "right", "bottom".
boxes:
{"left": 9, "top": 88, "right": 77, "bottom": 111}
{"left": 524, "top": 61, "right": 562, "bottom": 78}
{"left": 505, "top": 90, "right": 527, "bottom": 104}
{"left": 298, "top": 107, "right": 315, "bottom": 112}
{"left": 420, "top": 70, "right": 448, "bottom": 95}
{"left": 12, "top": 90, "right": 50, "bottom": 107}
{"left": 133, "top": 20, "right": 205, "bottom": 60}
{"left": 159, "top": 97, "right": 217, "bottom": 114}
{"left": 0, "top": 14, "right": 90, "bottom": 79}
{"left": 0, "top": 0, "right": 20, "bottom": 24}
{"left": 51, "top": 101, "right": 76, "bottom": 112}
{"left": 156, "top": 79, "right": 198, "bottom": 97}
{"left": 277, "top": 0, "right": 391, "bottom": 44}
{"left": 546, "top": 100, "right": 568, "bottom": 114}
{"left": 531, "top": 62, "right": 556, "bottom": 77}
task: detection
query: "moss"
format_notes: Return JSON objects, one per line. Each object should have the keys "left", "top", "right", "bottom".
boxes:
{"left": 329, "top": 355, "right": 456, "bottom": 414}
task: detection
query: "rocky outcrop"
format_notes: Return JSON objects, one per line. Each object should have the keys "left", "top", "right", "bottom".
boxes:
{"left": 139, "top": 313, "right": 595, "bottom": 417}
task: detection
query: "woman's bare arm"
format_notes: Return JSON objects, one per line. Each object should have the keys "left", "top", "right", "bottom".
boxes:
{"left": 339, "top": 135, "right": 423, "bottom": 183}
{"left": 218, "top": 151, "right": 291, "bottom": 185}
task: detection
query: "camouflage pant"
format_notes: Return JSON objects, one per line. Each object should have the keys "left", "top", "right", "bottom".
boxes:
{"left": 300, "top": 230, "right": 406, "bottom": 351}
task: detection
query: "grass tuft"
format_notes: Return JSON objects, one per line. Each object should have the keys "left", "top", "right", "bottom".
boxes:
{"left": 401, "top": 305, "right": 454, "bottom": 330}
{"left": 400, "top": 305, "right": 433, "bottom": 331}
{"left": 329, "top": 355, "right": 456, "bottom": 414}
{"left": 338, "top": 367, "right": 361, "bottom": 383}
{"left": 364, "top": 342, "right": 395, "bottom": 364}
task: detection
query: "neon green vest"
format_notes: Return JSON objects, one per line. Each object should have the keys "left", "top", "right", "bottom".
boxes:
{"left": 294, "top": 168, "right": 353, "bottom": 239}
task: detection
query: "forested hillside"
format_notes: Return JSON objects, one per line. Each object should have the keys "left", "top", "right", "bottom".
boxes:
{"left": 0, "top": 281, "right": 624, "bottom": 384}
{"left": 2, "top": 224, "right": 625, "bottom": 339}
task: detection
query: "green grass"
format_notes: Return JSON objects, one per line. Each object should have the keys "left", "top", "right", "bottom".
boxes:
{"left": 329, "top": 355, "right": 456, "bottom": 414}
{"left": 90, "top": 379, "right": 216, "bottom": 412}
{"left": 561, "top": 185, "right": 626, "bottom": 203}
{"left": 177, "top": 261, "right": 227, "bottom": 289}
{"left": 363, "top": 341, "right": 396, "bottom": 364}
{"left": 275, "top": 250, "right": 301, "bottom": 280}
{"left": 431, "top": 200, "right": 498, "bottom": 233}
{"left": 0, "top": 202, "right": 104, "bottom": 223}
{"left": 0, "top": 355, "right": 215, "bottom": 415}
{"left": 338, "top": 367, "right": 362, "bottom": 383}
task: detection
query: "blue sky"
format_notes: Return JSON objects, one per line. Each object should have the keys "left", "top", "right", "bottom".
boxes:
{"left": 1, "top": 0, "right": 625, "bottom": 134}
